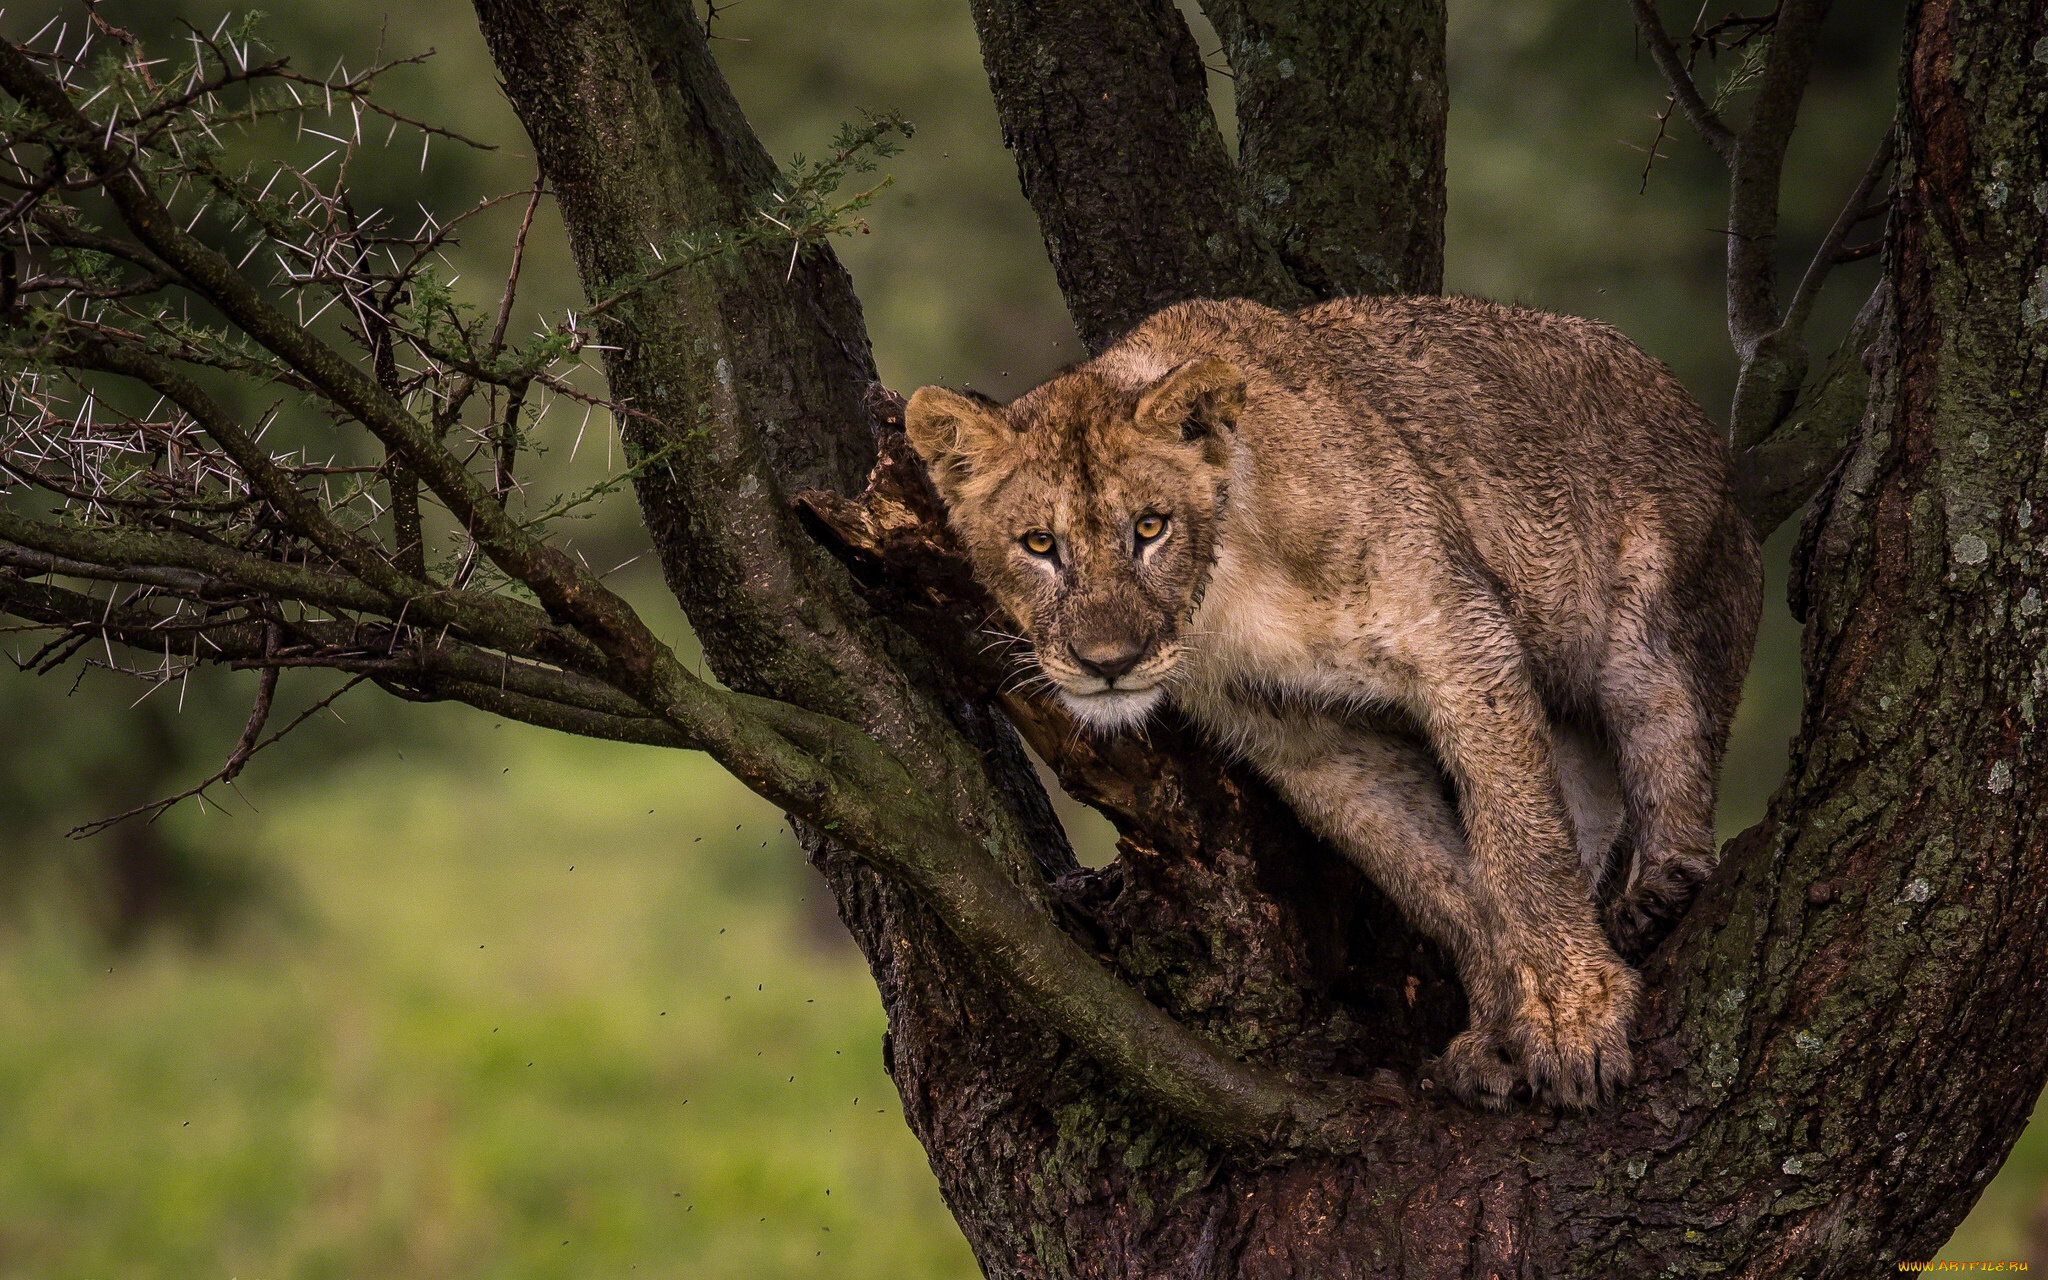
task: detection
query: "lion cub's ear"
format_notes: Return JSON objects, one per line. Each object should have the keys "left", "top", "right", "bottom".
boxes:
{"left": 905, "top": 386, "right": 1016, "bottom": 504}
{"left": 1134, "top": 357, "right": 1244, "bottom": 465}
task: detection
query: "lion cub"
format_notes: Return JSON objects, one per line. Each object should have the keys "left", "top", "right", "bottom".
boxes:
{"left": 906, "top": 297, "right": 1760, "bottom": 1108}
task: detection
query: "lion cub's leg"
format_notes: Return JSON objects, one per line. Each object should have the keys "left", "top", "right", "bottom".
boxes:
{"left": 1396, "top": 607, "right": 1641, "bottom": 1109}
{"left": 1596, "top": 647, "right": 1720, "bottom": 957}
{"left": 1269, "top": 717, "right": 1637, "bottom": 1107}
{"left": 1197, "top": 674, "right": 1639, "bottom": 1107}
{"left": 1596, "top": 529, "right": 1755, "bottom": 958}
{"left": 1244, "top": 718, "right": 1524, "bottom": 1109}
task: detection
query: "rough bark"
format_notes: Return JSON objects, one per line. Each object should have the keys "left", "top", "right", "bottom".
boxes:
{"left": 463, "top": 0, "right": 2046, "bottom": 1274}
{"left": 965, "top": 0, "right": 1295, "bottom": 351}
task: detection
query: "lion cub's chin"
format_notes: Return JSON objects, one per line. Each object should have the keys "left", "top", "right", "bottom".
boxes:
{"left": 1058, "top": 686, "right": 1167, "bottom": 734}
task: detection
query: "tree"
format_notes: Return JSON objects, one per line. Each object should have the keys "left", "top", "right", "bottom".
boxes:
{"left": 0, "top": 0, "right": 2040, "bottom": 1273}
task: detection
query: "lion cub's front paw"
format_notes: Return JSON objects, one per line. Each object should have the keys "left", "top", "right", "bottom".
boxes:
{"left": 1506, "top": 954, "right": 1640, "bottom": 1108}
{"left": 1436, "top": 1025, "right": 1521, "bottom": 1111}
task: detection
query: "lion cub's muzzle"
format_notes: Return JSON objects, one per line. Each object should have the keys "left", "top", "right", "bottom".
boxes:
{"left": 1068, "top": 637, "right": 1147, "bottom": 683}
{"left": 1033, "top": 627, "right": 1183, "bottom": 731}
{"left": 1051, "top": 631, "right": 1180, "bottom": 692}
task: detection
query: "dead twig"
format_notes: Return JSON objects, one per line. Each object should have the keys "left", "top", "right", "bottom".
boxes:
{"left": 69, "top": 659, "right": 375, "bottom": 839}
{"left": 70, "top": 622, "right": 287, "bottom": 836}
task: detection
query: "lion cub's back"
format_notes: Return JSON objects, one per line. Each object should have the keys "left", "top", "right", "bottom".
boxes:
{"left": 1286, "top": 295, "right": 1733, "bottom": 535}
{"left": 1279, "top": 296, "right": 1750, "bottom": 691}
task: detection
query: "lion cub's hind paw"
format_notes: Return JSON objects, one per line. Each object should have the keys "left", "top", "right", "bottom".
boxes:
{"left": 1605, "top": 852, "right": 1715, "bottom": 961}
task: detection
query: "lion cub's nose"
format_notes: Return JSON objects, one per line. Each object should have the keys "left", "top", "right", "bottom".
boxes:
{"left": 1070, "top": 639, "right": 1145, "bottom": 682}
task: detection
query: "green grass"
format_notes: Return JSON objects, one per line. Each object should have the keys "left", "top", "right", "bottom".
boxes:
{"left": 0, "top": 719, "right": 978, "bottom": 1279}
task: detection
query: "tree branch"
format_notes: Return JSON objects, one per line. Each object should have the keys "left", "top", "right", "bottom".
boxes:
{"left": 1724, "top": 125, "right": 1895, "bottom": 491}
{"left": 26, "top": 208, "right": 181, "bottom": 280}
{"left": 55, "top": 338, "right": 434, "bottom": 592}
{"left": 0, "top": 510, "right": 873, "bottom": 854}
{"left": 1626, "top": 0, "right": 1738, "bottom": 163}
{"left": 1628, "top": 0, "right": 1876, "bottom": 476}
{"left": 0, "top": 559, "right": 689, "bottom": 737}
{"left": 376, "top": 674, "right": 692, "bottom": 749}
{"left": 0, "top": 562, "right": 698, "bottom": 822}
{"left": 0, "top": 504, "right": 603, "bottom": 677}
{"left": 0, "top": 512, "right": 387, "bottom": 616}
{"left": 0, "top": 39, "right": 684, "bottom": 703}
{"left": 70, "top": 625, "right": 282, "bottom": 837}
{"left": 1778, "top": 123, "right": 1896, "bottom": 347}
{"left": 1733, "top": 280, "right": 1886, "bottom": 535}
{"left": 1725, "top": 0, "right": 1836, "bottom": 349}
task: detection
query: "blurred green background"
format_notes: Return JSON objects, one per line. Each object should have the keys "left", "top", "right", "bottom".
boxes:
{"left": 1, "top": 0, "right": 2039, "bottom": 1274}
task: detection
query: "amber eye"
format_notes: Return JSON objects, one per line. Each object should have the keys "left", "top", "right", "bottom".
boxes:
{"left": 1022, "top": 529, "right": 1056, "bottom": 556}
{"left": 1134, "top": 514, "right": 1167, "bottom": 543}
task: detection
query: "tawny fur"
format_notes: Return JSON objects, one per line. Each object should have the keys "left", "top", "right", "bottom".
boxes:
{"left": 905, "top": 296, "right": 1762, "bottom": 1109}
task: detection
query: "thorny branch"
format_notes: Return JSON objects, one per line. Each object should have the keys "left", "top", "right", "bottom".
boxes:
{"left": 1628, "top": 0, "right": 1739, "bottom": 163}
{"left": 1633, "top": 4, "right": 1778, "bottom": 191}
{"left": 0, "top": 7, "right": 907, "bottom": 818}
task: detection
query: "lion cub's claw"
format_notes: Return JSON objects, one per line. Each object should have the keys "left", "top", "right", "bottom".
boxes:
{"left": 1507, "top": 956, "right": 1640, "bottom": 1109}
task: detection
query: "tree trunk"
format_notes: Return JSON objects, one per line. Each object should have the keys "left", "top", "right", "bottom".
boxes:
{"left": 966, "top": 0, "right": 1443, "bottom": 350}
{"left": 469, "top": 0, "right": 2048, "bottom": 1273}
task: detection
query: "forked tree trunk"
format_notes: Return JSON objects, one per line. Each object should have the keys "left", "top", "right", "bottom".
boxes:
{"left": 472, "top": 0, "right": 2048, "bottom": 1273}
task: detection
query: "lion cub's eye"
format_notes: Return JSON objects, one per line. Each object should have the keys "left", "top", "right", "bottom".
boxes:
{"left": 1022, "top": 529, "right": 1057, "bottom": 556}
{"left": 1134, "top": 514, "right": 1167, "bottom": 544}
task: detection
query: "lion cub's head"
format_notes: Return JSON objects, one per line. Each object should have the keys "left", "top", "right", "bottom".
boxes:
{"left": 905, "top": 356, "right": 1244, "bottom": 732}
